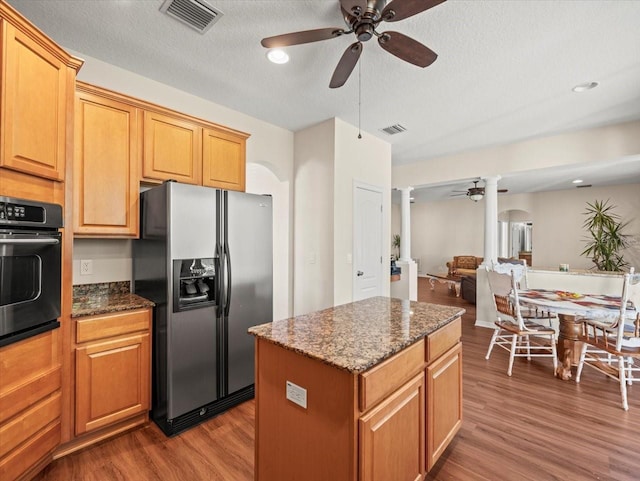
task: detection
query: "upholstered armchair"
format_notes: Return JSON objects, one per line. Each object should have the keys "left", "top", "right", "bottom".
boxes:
{"left": 446, "top": 256, "right": 483, "bottom": 277}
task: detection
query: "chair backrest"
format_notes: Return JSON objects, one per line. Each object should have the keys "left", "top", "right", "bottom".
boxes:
{"left": 492, "top": 258, "right": 529, "bottom": 289}
{"left": 486, "top": 268, "right": 525, "bottom": 329}
{"left": 616, "top": 267, "right": 640, "bottom": 349}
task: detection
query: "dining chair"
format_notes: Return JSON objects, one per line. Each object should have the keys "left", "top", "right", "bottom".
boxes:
{"left": 485, "top": 268, "right": 558, "bottom": 376}
{"left": 491, "top": 260, "right": 555, "bottom": 326}
{"left": 576, "top": 268, "right": 640, "bottom": 410}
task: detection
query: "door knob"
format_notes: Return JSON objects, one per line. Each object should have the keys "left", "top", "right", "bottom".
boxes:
{"left": 357, "top": 271, "right": 364, "bottom": 276}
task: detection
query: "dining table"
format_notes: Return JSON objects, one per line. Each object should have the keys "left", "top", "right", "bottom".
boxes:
{"left": 517, "top": 288, "right": 637, "bottom": 380}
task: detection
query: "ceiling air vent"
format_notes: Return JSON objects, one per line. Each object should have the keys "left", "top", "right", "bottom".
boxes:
{"left": 160, "top": 0, "right": 223, "bottom": 34}
{"left": 576, "top": 184, "right": 593, "bottom": 188}
{"left": 380, "top": 124, "right": 407, "bottom": 135}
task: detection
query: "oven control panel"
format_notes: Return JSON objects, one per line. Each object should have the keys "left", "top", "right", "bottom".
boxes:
{"left": 0, "top": 197, "right": 62, "bottom": 228}
{"left": 0, "top": 201, "right": 44, "bottom": 223}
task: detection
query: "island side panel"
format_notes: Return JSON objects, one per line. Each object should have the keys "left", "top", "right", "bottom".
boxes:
{"left": 255, "top": 338, "right": 359, "bottom": 481}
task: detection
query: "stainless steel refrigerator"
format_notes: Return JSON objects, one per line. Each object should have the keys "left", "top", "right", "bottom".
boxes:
{"left": 133, "top": 181, "right": 272, "bottom": 436}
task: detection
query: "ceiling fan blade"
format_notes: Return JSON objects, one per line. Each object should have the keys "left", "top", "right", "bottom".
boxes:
{"left": 340, "top": 0, "right": 367, "bottom": 17}
{"left": 378, "top": 31, "right": 437, "bottom": 68}
{"left": 261, "top": 28, "right": 345, "bottom": 48}
{"left": 330, "top": 42, "right": 362, "bottom": 89}
{"left": 382, "top": 0, "right": 447, "bottom": 23}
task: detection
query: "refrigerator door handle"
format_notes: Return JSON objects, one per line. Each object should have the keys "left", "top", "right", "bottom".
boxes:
{"left": 224, "top": 242, "right": 232, "bottom": 316}
{"left": 215, "top": 242, "right": 223, "bottom": 318}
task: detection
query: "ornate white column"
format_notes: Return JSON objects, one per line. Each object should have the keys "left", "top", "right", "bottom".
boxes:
{"left": 481, "top": 176, "right": 501, "bottom": 267}
{"left": 399, "top": 187, "right": 413, "bottom": 261}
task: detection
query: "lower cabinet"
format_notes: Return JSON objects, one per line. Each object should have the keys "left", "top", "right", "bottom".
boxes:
{"left": 359, "top": 373, "right": 425, "bottom": 481}
{"left": 426, "top": 343, "right": 463, "bottom": 471}
{"left": 73, "top": 308, "right": 151, "bottom": 439}
{"left": 0, "top": 330, "right": 61, "bottom": 481}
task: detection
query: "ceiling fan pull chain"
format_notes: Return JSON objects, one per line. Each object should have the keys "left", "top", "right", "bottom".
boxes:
{"left": 358, "top": 58, "right": 362, "bottom": 139}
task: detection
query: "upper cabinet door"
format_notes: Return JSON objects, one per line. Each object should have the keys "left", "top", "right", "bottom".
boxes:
{"left": 202, "top": 127, "right": 248, "bottom": 192}
{"left": 142, "top": 111, "right": 202, "bottom": 185}
{"left": 74, "top": 88, "right": 140, "bottom": 237}
{"left": 1, "top": 21, "right": 69, "bottom": 181}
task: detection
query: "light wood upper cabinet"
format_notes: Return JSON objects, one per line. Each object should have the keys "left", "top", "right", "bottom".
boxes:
{"left": 143, "top": 111, "right": 202, "bottom": 185}
{"left": 74, "top": 84, "right": 140, "bottom": 237}
{"left": 203, "top": 127, "right": 248, "bottom": 192}
{"left": 0, "top": 14, "right": 80, "bottom": 181}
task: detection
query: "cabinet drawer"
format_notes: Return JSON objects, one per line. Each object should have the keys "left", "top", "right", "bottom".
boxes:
{"left": 76, "top": 308, "right": 151, "bottom": 344}
{"left": 0, "top": 420, "right": 60, "bottom": 481}
{"left": 359, "top": 339, "right": 424, "bottom": 412}
{"left": 0, "top": 392, "right": 60, "bottom": 458}
{"left": 426, "top": 317, "right": 461, "bottom": 363}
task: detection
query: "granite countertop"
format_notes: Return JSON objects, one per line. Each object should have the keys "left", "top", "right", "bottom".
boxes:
{"left": 72, "top": 281, "right": 155, "bottom": 318}
{"left": 248, "top": 296, "right": 464, "bottom": 373}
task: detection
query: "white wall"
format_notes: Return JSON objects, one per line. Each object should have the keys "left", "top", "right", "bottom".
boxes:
{"left": 530, "top": 183, "right": 640, "bottom": 269}
{"left": 293, "top": 120, "right": 335, "bottom": 315}
{"left": 397, "top": 183, "right": 640, "bottom": 276}
{"left": 333, "top": 118, "right": 392, "bottom": 305}
{"left": 392, "top": 120, "right": 640, "bottom": 189}
{"left": 409, "top": 198, "right": 485, "bottom": 275}
{"left": 293, "top": 118, "right": 392, "bottom": 315}
{"left": 73, "top": 239, "right": 132, "bottom": 285}
{"left": 245, "top": 163, "right": 291, "bottom": 321}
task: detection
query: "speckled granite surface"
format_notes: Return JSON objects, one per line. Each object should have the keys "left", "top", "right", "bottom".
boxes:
{"left": 72, "top": 282, "right": 154, "bottom": 318}
{"left": 248, "top": 296, "right": 464, "bottom": 373}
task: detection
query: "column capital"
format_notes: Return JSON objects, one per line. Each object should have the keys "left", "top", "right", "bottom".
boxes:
{"left": 396, "top": 186, "right": 414, "bottom": 192}
{"left": 481, "top": 175, "right": 501, "bottom": 186}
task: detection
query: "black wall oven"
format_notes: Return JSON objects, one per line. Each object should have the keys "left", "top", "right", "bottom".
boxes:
{"left": 0, "top": 196, "right": 63, "bottom": 347}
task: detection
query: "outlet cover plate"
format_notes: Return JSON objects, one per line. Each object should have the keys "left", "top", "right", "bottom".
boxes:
{"left": 286, "top": 381, "right": 307, "bottom": 409}
{"left": 80, "top": 259, "right": 93, "bottom": 276}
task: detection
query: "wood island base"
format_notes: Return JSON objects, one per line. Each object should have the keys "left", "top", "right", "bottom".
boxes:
{"left": 253, "top": 316, "right": 463, "bottom": 481}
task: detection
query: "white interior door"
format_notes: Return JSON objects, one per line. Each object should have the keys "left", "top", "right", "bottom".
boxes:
{"left": 354, "top": 184, "right": 383, "bottom": 301}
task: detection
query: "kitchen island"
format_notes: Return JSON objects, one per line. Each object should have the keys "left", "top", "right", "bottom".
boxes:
{"left": 248, "top": 296, "right": 465, "bottom": 481}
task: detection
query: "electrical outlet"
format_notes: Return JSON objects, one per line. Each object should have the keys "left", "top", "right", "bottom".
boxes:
{"left": 80, "top": 259, "right": 93, "bottom": 276}
{"left": 286, "top": 381, "right": 307, "bottom": 409}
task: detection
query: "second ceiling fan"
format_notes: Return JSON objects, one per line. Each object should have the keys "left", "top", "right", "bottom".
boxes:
{"left": 261, "top": 0, "right": 447, "bottom": 88}
{"left": 451, "top": 181, "right": 509, "bottom": 202}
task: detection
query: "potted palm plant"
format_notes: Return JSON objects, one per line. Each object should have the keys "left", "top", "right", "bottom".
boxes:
{"left": 392, "top": 234, "right": 401, "bottom": 260}
{"left": 581, "top": 199, "right": 630, "bottom": 271}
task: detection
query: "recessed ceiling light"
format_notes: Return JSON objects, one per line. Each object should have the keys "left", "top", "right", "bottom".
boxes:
{"left": 572, "top": 179, "right": 583, "bottom": 184}
{"left": 572, "top": 82, "right": 598, "bottom": 93}
{"left": 267, "top": 49, "right": 289, "bottom": 64}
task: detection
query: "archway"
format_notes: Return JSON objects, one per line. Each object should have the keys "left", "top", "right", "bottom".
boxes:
{"left": 498, "top": 209, "right": 533, "bottom": 265}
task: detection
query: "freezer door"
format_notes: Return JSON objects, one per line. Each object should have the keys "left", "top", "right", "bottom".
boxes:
{"left": 224, "top": 191, "right": 273, "bottom": 394}
{"left": 168, "top": 306, "right": 218, "bottom": 419}
{"left": 169, "top": 182, "right": 217, "bottom": 261}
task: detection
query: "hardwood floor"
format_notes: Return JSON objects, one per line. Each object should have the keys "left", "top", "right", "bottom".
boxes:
{"left": 34, "top": 278, "right": 640, "bottom": 481}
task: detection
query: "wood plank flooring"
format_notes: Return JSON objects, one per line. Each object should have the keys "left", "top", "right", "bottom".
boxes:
{"left": 34, "top": 278, "right": 640, "bottom": 481}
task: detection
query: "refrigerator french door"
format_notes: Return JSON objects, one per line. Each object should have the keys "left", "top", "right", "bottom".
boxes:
{"left": 133, "top": 181, "right": 272, "bottom": 436}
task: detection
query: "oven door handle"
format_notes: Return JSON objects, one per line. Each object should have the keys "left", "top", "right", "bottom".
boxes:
{"left": 0, "top": 238, "right": 60, "bottom": 245}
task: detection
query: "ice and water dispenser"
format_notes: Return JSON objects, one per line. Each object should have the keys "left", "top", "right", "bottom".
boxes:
{"left": 173, "top": 258, "right": 216, "bottom": 312}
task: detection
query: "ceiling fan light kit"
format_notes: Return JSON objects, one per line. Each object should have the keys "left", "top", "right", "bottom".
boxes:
{"left": 260, "top": 0, "right": 447, "bottom": 88}
{"left": 468, "top": 191, "right": 484, "bottom": 202}
{"left": 451, "top": 180, "right": 508, "bottom": 202}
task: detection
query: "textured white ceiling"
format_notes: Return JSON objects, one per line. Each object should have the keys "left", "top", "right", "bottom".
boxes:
{"left": 8, "top": 0, "right": 640, "bottom": 196}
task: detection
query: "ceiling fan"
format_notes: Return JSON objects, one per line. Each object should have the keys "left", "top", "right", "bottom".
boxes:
{"left": 451, "top": 181, "right": 509, "bottom": 202}
{"left": 260, "top": 0, "right": 447, "bottom": 88}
